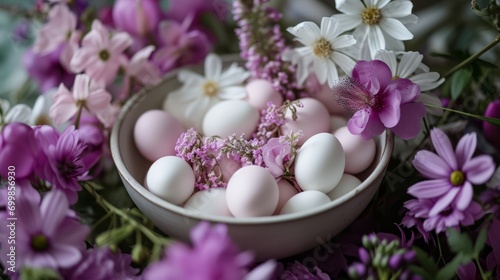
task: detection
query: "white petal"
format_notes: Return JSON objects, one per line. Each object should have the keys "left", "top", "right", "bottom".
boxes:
{"left": 218, "top": 86, "right": 247, "bottom": 99}
{"left": 383, "top": 32, "right": 406, "bottom": 52}
{"left": 295, "top": 58, "right": 311, "bottom": 85}
{"left": 399, "top": 14, "right": 419, "bottom": 25}
{"left": 381, "top": 1, "right": 413, "bottom": 18}
{"left": 326, "top": 58, "right": 339, "bottom": 87}
{"left": 374, "top": 0, "right": 391, "bottom": 9}
{"left": 418, "top": 93, "right": 443, "bottom": 116}
{"left": 205, "top": 53, "right": 222, "bottom": 80}
{"left": 398, "top": 51, "right": 423, "bottom": 78}
{"left": 411, "top": 73, "right": 444, "bottom": 91}
{"left": 218, "top": 64, "right": 250, "bottom": 87}
{"left": 5, "top": 104, "right": 32, "bottom": 124}
{"left": 331, "top": 52, "right": 356, "bottom": 75}
{"left": 352, "top": 25, "right": 372, "bottom": 60}
{"left": 331, "top": 14, "right": 362, "bottom": 33}
{"left": 374, "top": 50, "right": 397, "bottom": 76}
{"left": 313, "top": 58, "right": 329, "bottom": 84}
{"left": 321, "top": 17, "right": 340, "bottom": 39}
{"left": 379, "top": 18, "right": 414, "bottom": 40}
{"left": 332, "top": 35, "right": 356, "bottom": 49}
{"left": 335, "top": 0, "right": 365, "bottom": 14}
{"left": 289, "top": 21, "right": 321, "bottom": 46}
{"left": 366, "top": 25, "right": 385, "bottom": 58}
{"left": 31, "top": 93, "right": 53, "bottom": 125}
{"left": 185, "top": 97, "right": 216, "bottom": 131}
{"left": 178, "top": 70, "right": 204, "bottom": 84}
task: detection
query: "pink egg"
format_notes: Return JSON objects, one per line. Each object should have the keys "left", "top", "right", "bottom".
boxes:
{"left": 245, "top": 79, "right": 284, "bottom": 110}
{"left": 333, "top": 126, "right": 376, "bottom": 174}
{"left": 273, "top": 180, "right": 299, "bottom": 215}
{"left": 134, "top": 110, "right": 184, "bottom": 162}
{"left": 218, "top": 156, "right": 241, "bottom": 183}
{"left": 326, "top": 173, "right": 362, "bottom": 201}
{"left": 310, "top": 82, "right": 348, "bottom": 115}
{"left": 280, "top": 98, "right": 330, "bottom": 145}
{"left": 330, "top": 116, "right": 348, "bottom": 133}
{"left": 226, "top": 165, "right": 279, "bottom": 217}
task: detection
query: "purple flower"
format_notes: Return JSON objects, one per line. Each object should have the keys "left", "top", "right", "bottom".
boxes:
{"left": 112, "top": 0, "right": 161, "bottom": 37}
{"left": 152, "top": 17, "right": 211, "bottom": 73}
{"left": 23, "top": 47, "right": 75, "bottom": 92}
{"left": 262, "top": 137, "right": 292, "bottom": 178}
{"left": 61, "top": 247, "right": 139, "bottom": 280}
{"left": 35, "top": 125, "right": 90, "bottom": 204}
{"left": 166, "top": 0, "right": 229, "bottom": 22}
{"left": 403, "top": 198, "right": 484, "bottom": 234}
{"left": 77, "top": 123, "right": 105, "bottom": 171}
{"left": 278, "top": 261, "right": 330, "bottom": 280}
{"left": 142, "top": 222, "right": 276, "bottom": 280}
{"left": 3, "top": 190, "right": 89, "bottom": 271}
{"left": 408, "top": 128, "right": 495, "bottom": 216}
{"left": 332, "top": 60, "right": 425, "bottom": 140}
{"left": 0, "top": 122, "right": 40, "bottom": 179}
{"left": 483, "top": 99, "right": 500, "bottom": 149}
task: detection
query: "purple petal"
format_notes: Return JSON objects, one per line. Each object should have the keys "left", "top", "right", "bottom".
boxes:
{"left": 457, "top": 262, "right": 476, "bottom": 280}
{"left": 50, "top": 243, "right": 82, "bottom": 268}
{"left": 407, "top": 179, "right": 451, "bottom": 199}
{"left": 244, "top": 260, "right": 277, "bottom": 280}
{"left": 40, "top": 190, "right": 69, "bottom": 236}
{"left": 455, "top": 133, "right": 477, "bottom": 168}
{"left": 429, "top": 187, "right": 460, "bottom": 216}
{"left": 352, "top": 60, "right": 392, "bottom": 93}
{"left": 347, "top": 110, "right": 370, "bottom": 134}
{"left": 455, "top": 182, "right": 473, "bottom": 211}
{"left": 377, "top": 90, "right": 401, "bottom": 128}
{"left": 359, "top": 111, "right": 386, "bottom": 140}
{"left": 412, "top": 150, "right": 452, "bottom": 179}
{"left": 386, "top": 78, "right": 420, "bottom": 104}
{"left": 390, "top": 102, "right": 426, "bottom": 140}
{"left": 430, "top": 128, "right": 457, "bottom": 170}
{"left": 487, "top": 217, "right": 500, "bottom": 268}
{"left": 463, "top": 155, "right": 495, "bottom": 185}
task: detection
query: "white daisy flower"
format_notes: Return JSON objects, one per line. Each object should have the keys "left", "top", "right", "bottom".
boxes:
{"left": 164, "top": 53, "right": 250, "bottom": 131}
{"left": 333, "top": 0, "right": 418, "bottom": 59}
{"left": 283, "top": 16, "right": 357, "bottom": 87}
{"left": 374, "top": 50, "right": 445, "bottom": 116}
{"left": 0, "top": 99, "right": 32, "bottom": 125}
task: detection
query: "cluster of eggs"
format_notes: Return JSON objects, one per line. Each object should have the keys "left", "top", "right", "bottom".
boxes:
{"left": 133, "top": 79, "right": 377, "bottom": 218}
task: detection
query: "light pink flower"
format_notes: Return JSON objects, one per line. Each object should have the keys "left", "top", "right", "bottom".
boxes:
{"left": 33, "top": 4, "right": 77, "bottom": 55}
{"left": 50, "top": 74, "right": 112, "bottom": 126}
{"left": 71, "top": 20, "right": 133, "bottom": 84}
{"left": 262, "top": 137, "right": 293, "bottom": 178}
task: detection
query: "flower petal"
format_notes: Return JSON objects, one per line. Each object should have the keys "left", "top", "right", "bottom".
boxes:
{"left": 455, "top": 181, "right": 473, "bottom": 211}
{"left": 332, "top": 34, "right": 356, "bottom": 49}
{"left": 347, "top": 110, "right": 370, "bottom": 135}
{"left": 331, "top": 14, "right": 362, "bottom": 33}
{"left": 321, "top": 17, "right": 340, "bottom": 39}
{"left": 50, "top": 243, "right": 82, "bottom": 268}
{"left": 366, "top": 25, "right": 385, "bottom": 58}
{"left": 374, "top": 50, "right": 397, "bottom": 77}
{"left": 331, "top": 51, "right": 355, "bottom": 76}
{"left": 335, "top": 0, "right": 365, "bottom": 14}
{"left": 288, "top": 21, "right": 320, "bottom": 46}
{"left": 412, "top": 150, "right": 452, "bottom": 179}
{"left": 360, "top": 110, "right": 386, "bottom": 139}
{"left": 379, "top": 18, "right": 414, "bottom": 40}
{"left": 429, "top": 187, "right": 460, "bottom": 216}
{"left": 430, "top": 128, "right": 457, "bottom": 170}
{"left": 109, "top": 32, "right": 133, "bottom": 53}
{"left": 204, "top": 53, "right": 222, "bottom": 80}
{"left": 455, "top": 132, "right": 477, "bottom": 168}
{"left": 407, "top": 178, "right": 451, "bottom": 199}
{"left": 463, "top": 155, "right": 495, "bottom": 185}
{"left": 397, "top": 52, "right": 422, "bottom": 78}
{"left": 381, "top": 1, "right": 414, "bottom": 18}
{"left": 40, "top": 190, "right": 69, "bottom": 236}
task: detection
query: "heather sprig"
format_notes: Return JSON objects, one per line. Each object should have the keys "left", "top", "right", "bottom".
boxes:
{"left": 256, "top": 100, "right": 303, "bottom": 140}
{"left": 220, "top": 134, "right": 265, "bottom": 167}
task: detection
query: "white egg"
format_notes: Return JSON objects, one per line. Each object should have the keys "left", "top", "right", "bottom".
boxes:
{"left": 226, "top": 165, "right": 279, "bottom": 217}
{"left": 330, "top": 115, "right": 348, "bottom": 133}
{"left": 294, "top": 133, "right": 345, "bottom": 193}
{"left": 202, "top": 100, "right": 259, "bottom": 140}
{"left": 279, "top": 191, "right": 331, "bottom": 215}
{"left": 184, "top": 188, "right": 232, "bottom": 217}
{"left": 146, "top": 156, "right": 195, "bottom": 205}
{"left": 326, "top": 174, "right": 362, "bottom": 201}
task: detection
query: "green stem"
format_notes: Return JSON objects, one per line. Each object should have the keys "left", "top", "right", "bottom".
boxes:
{"left": 425, "top": 103, "right": 500, "bottom": 126}
{"left": 74, "top": 104, "right": 84, "bottom": 129}
{"left": 475, "top": 258, "right": 487, "bottom": 280}
{"left": 444, "top": 34, "right": 500, "bottom": 78}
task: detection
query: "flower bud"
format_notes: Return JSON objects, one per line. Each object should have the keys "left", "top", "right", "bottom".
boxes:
{"left": 112, "top": 0, "right": 161, "bottom": 37}
{"left": 483, "top": 100, "right": 500, "bottom": 149}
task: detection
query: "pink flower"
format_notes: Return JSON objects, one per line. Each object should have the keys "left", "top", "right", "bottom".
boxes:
{"left": 262, "top": 137, "right": 292, "bottom": 178}
{"left": 332, "top": 60, "right": 425, "bottom": 140}
{"left": 0, "top": 123, "right": 40, "bottom": 179}
{"left": 71, "top": 20, "right": 133, "bottom": 84}
{"left": 408, "top": 128, "right": 495, "bottom": 216}
{"left": 112, "top": 0, "right": 161, "bottom": 37}
{"left": 152, "top": 17, "right": 211, "bottom": 73}
{"left": 50, "top": 74, "right": 112, "bottom": 126}
{"left": 33, "top": 4, "right": 77, "bottom": 55}
{"left": 483, "top": 99, "right": 500, "bottom": 149}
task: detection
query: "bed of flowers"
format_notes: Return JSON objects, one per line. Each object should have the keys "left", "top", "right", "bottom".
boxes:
{"left": 0, "top": 0, "right": 500, "bottom": 279}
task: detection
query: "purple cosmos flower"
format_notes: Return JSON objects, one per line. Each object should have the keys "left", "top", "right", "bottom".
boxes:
{"left": 152, "top": 17, "right": 211, "bottom": 73}
{"left": 142, "top": 222, "right": 277, "bottom": 280}
{"left": 262, "top": 137, "right": 292, "bottom": 178}
{"left": 0, "top": 122, "right": 40, "bottom": 179}
{"left": 112, "top": 0, "right": 161, "bottom": 37}
{"left": 403, "top": 198, "right": 484, "bottom": 234}
{"left": 408, "top": 128, "right": 495, "bottom": 216}
{"left": 483, "top": 99, "right": 500, "bottom": 149}
{"left": 332, "top": 60, "right": 425, "bottom": 140}
{"left": 6, "top": 190, "right": 89, "bottom": 271}
{"left": 35, "top": 125, "right": 90, "bottom": 204}
{"left": 60, "top": 247, "right": 139, "bottom": 280}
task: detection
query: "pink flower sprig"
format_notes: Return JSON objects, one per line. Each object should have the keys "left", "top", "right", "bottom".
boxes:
{"left": 256, "top": 100, "right": 303, "bottom": 140}
{"left": 233, "top": 0, "right": 305, "bottom": 100}
{"left": 220, "top": 135, "right": 265, "bottom": 167}
{"left": 175, "top": 128, "right": 225, "bottom": 190}
{"left": 261, "top": 131, "right": 302, "bottom": 179}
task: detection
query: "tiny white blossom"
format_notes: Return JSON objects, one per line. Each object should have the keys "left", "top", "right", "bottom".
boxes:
{"left": 283, "top": 16, "right": 357, "bottom": 87}
{"left": 164, "top": 53, "right": 250, "bottom": 131}
{"left": 333, "top": 0, "right": 418, "bottom": 59}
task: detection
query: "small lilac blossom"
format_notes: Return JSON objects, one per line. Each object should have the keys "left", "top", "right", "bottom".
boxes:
{"left": 33, "top": 4, "right": 77, "bottom": 55}
{"left": 35, "top": 126, "right": 90, "bottom": 204}
{"left": 61, "top": 247, "right": 139, "bottom": 280}
{"left": 220, "top": 135, "right": 265, "bottom": 167}
{"left": 152, "top": 17, "right": 211, "bottom": 74}
{"left": 279, "top": 261, "right": 330, "bottom": 280}
{"left": 332, "top": 60, "right": 424, "bottom": 140}
{"left": 10, "top": 190, "right": 89, "bottom": 270}
{"left": 483, "top": 99, "right": 500, "bottom": 149}
{"left": 408, "top": 128, "right": 495, "bottom": 216}
{"left": 112, "top": 0, "right": 161, "bottom": 37}
{"left": 0, "top": 122, "right": 40, "bottom": 179}
{"left": 403, "top": 198, "right": 484, "bottom": 234}
{"left": 71, "top": 20, "right": 133, "bottom": 84}
{"left": 142, "top": 222, "right": 276, "bottom": 280}
{"left": 50, "top": 74, "right": 112, "bottom": 126}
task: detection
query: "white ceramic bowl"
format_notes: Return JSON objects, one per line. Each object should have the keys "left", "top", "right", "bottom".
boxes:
{"left": 110, "top": 57, "right": 394, "bottom": 261}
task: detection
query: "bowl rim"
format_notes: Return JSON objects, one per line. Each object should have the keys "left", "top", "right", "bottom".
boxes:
{"left": 110, "top": 61, "right": 395, "bottom": 226}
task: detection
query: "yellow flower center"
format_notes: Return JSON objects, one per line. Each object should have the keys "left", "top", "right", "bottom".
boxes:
{"left": 362, "top": 6, "right": 382, "bottom": 25}
{"left": 31, "top": 234, "right": 49, "bottom": 251}
{"left": 99, "top": 49, "right": 110, "bottom": 61}
{"left": 450, "top": 170, "right": 465, "bottom": 186}
{"left": 313, "top": 38, "right": 333, "bottom": 58}
{"left": 203, "top": 81, "right": 219, "bottom": 97}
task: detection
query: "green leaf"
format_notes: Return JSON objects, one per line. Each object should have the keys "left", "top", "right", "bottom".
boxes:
{"left": 436, "top": 253, "right": 470, "bottom": 280}
{"left": 473, "top": 226, "right": 488, "bottom": 258}
{"left": 408, "top": 265, "right": 433, "bottom": 280}
{"left": 20, "top": 267, "right": 61, "bottom": 280}
{"left": 412, "top": 246, "right": 439, "bottom": 276}
{"left": 95, "top": 225, "right": 134, "bottom": 246}
{"left": 424, "top": 103, "right": 500, "bottom": 126}
{"left": 446, "top": 228, "right": 474, "bottom": 256}
{"left": 450, "top": 68, "right": 472, "bottom": 100}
